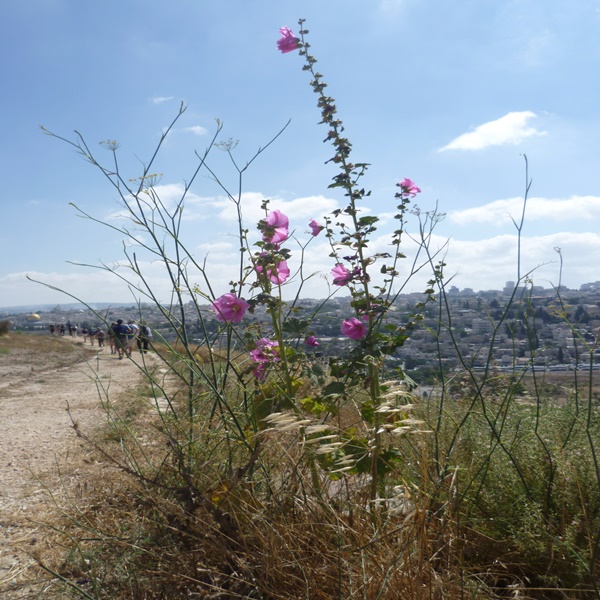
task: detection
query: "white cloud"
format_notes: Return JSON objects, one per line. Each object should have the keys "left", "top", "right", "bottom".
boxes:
{"left": 106, "top": 183, "right": 338, "bottom": 239}
{"left": 206, "top": 192, "right": 340, "bottom": 227}
{"left": 433, "top": 231, "right": 600, "bottom": 291}
{"left": 3, "top": 229, "right": 600, "bottom": 309}
{"left": 438, "top": 111, "right": 547, "bottom": 152}
{"left": 449, "top": 195, "right": 600, "bottom": 226}
{"left": 0, "top": 270, "right": 138, "bottom": 308}
{"left": 151, "top": 96, "right": 174, "bottom": 105}
{"left": 182, "top": 126, "right": 208, "bottom": 136}
{"left": 107, "top": 184, "right": 214, "bottom": 222}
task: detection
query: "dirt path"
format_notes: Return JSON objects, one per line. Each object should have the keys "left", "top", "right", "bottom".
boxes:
{"left": 0, "top": 335, "right": 158, "bottom": 598}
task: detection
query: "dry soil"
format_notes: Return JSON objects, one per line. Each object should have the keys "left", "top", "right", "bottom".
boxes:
{"left": 0, "top": 333, "right": 157, "bottom": 598}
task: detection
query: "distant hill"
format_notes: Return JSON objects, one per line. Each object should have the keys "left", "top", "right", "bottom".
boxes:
{"left": 0, "top": 302, "right": 129, "bottom": 314}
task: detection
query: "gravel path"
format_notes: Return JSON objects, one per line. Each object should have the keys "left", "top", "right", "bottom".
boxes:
{"left": 0, "top": 336, "right": 157, "bottom": 598}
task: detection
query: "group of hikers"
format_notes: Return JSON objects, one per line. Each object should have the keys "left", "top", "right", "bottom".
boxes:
{"left": 107, "top": 319, "right": 153, "bottom": 359}
{"left": 48, "top": 322, "right": 79, "bottom": 337}
{"left": 51, "top": 319, "right": 153, "bottom": 359}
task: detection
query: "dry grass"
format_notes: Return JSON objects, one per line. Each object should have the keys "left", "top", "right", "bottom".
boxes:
{"left": 38, "top": 466, "right": 471, "bottom": 599}
{"left": 8, "top": 336, "right": 597, "bottom": 599}
{"left": 0, "top": 331, "right": 97, "bottom": 369}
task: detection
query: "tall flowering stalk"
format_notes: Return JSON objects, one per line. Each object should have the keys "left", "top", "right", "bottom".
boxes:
{"left": 278, "top": 21, "right": 440, "bottom": 508}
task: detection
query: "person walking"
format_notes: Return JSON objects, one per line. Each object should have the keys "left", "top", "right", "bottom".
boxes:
{"left": 112, "top": 319, "right": 130, "bottom": 359}
{"left": 107, "top": 323, "right": 117, "bottom": 354}
{"left": 138, "top": 322, "right": 153, "bottom": 353}
{"left": 95, "top": 328, "right": 106, "bottom": 348}
{"left": 126, "top": 320, "right": 140, "bottom": 356}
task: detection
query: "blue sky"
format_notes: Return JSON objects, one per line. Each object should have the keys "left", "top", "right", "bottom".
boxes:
{"left": 2, "top": 0, "right": 599, "bottom": 308}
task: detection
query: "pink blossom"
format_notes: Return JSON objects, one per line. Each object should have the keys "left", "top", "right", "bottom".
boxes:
{"left": 250, "top": 337, "right": 280, "bottom": 380}
{"left": 341, "top": 318, "right": 367, "bottom": 340}
{"left": 250, "top": 338, "right": 280, "bottom": 363}
{"left": 397, "top": 178, "right": 421, "bottom": 198}
{"left": 309, "top": 219, "right": 323, "bottom": 237}
{"left": 277, "top": 26, "right": 300, "bottom": 54}
{"left": 256, "top": 260, "right": 290, "bottom": 284}
{"left": 211, "top": 293, "right": 250, "bottom": 323}
{"left": 331, "top": 263, "right": 352, "bottom": 286}
{"left": 304, "top": 335, "right": 319, "bottom": 347}
{"left": 253, "top": 362, "right": 268, "bottom": 381}
{"left": 263, "top": 210, "right": 289, "bottom": 245}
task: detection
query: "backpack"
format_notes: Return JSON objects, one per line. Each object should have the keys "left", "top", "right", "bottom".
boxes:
{"left": 118, "top": 323, "right": 132, "bottom": 335}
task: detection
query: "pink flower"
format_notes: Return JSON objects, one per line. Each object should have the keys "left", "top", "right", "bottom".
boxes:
{"left": 253, "top": 362, "right": 268, "bottom": 381}
{"left": 331, "top": 263, "right": 352, "bottom": 286}
{"left": 262, "top": 210, "right": 289, "bottom": 245}
{"left": 250, "top": 338, "right": 280, "bottom": 363}
{"left": 211, "top": 293, "right": 250, "bottom": 323}
{"left": 304, "top": 335, "right": 319, "bottom": 347}
{"left": 308, "top": 219, "right": 323, "bottom": 237}
{"left": 277, "top": 26, "right": 300, "bottom": 54}
{"left": 397, "top": 178, "right": 421, "bottom": 198}
{"left": 256, "top": 260, "right": 290, "bottom": 284}
{"left": 341, "top": 318, "right": 367, "bottom": 340}
{"left": 250, "top": 337, "right": 280, "bottom": 380}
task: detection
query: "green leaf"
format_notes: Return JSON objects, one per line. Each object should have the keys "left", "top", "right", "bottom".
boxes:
{"left": 357, "top": 216, "right": 379, "bottom": 227}
{"left": 282, "top": 317, "right": 310, "bottom": 334}
{"left": 300, "top": 396, "right": 328, "bottom": 415}
{"left": 360, "top": 399, "right": 375, "bottom": 424}
{"left": 322, "top": 381, "right": 346, "bottom": 397}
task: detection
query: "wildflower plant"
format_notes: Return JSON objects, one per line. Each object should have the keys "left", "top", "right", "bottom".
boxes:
{"left": 208, "top": 23, "right": 441, "bottom": 506}
{"left": 42, "top": 20, "right": 442, "bottom": 523}
{"left": 266, "top": 22, "right": 441, "bottom": 505}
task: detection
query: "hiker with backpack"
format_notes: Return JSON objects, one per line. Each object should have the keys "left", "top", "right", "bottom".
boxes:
{"left": 111, "top": 319, "right": 131, "bottom": 360}
{"left": 126, "top": 320, "right": 140, "bottom": 356}
{"left": 138, "top": 322, "right": 153, "bottom": 353}
{"left": 95, "top": 328, "right": 106, "bottom": 348}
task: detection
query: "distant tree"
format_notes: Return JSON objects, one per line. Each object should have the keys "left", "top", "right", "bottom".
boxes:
{"left": 574, "top": 305, "right": 590, "bottom": 323}
{"left": 0, "top": 320, "right": 10, "bottom": 335}
{"left": 403, "top": 355, "right": 417, "bottom": 370}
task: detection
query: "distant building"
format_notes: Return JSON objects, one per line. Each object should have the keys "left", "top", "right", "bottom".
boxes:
{"left": 580, "top": 281, "right": 600, "bottom": 292}
{"left": 503, "top": 281, "right": 516, "bottom": 295}
{"left": 471, "top": 318, "right": 494, "bottom": 335}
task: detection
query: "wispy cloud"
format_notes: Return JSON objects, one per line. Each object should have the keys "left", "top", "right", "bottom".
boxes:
{"left": 3, "top": 227, "right": 598, "bottom": 308}
{"left": 151, "top": 96, "right": 174, "bottom": 105}
{"left": 435, "top": 231, "right": 600, "bottom": 291}
{"left": 208, "top": 192, "right": 339, "bottom": 225}
{"left": 182, "top": 126, "right": 208, "bottom": 136}
{"left": 108, "top": 185, "right": 340, "bottom": 231}
{"left": 439, "top": 111, "right": 547, "bottom": 152}
{"left": 520, "top": 30, "right": 553, "bottom": 68}
{"left": 449, "top": 196, "right": 600, "bottom": 226}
